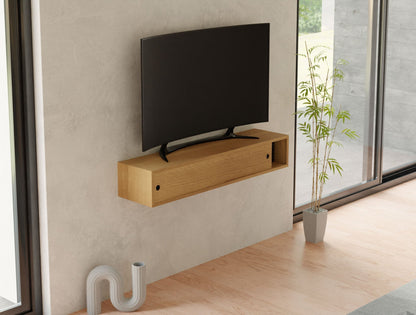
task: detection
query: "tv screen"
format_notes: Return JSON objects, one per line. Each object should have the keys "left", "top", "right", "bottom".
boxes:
{"left": 141, "top": 23, "right": 270, "bottom": 152}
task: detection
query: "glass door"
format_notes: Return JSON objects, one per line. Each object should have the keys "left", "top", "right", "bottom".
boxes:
{"left": 296, "top": 0, "right": 380, "bottom": 208}
{"left": 0, "top": 0, "right": 20, "bottom": 311}
{"left": 382, "top": 0, "right": 416, "bottom": 174}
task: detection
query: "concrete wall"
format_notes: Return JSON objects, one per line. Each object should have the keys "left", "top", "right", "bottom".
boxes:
{"left": 333, "top": 0, "right": 368, "bottom": 142}
{"left": 383, "top": 1, "right": 416, "bottom": 152}
{"left": 334, "top": 0, "right": 416, "bottom": 153}
{"left": 36, "top": 1, "right": 297, "bottom": 314}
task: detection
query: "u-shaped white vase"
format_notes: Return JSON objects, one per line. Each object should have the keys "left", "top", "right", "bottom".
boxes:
{"left": 86, "top": 262, "right": 146, "bottom": 315}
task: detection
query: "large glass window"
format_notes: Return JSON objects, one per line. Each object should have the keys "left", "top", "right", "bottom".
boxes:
{"left": 0, "top": 0, "right": 20, "bottom": 311}
{"left": 296, "top": 0, "right": 377, "bottom": 207}
{"left": 296, "top": 0, "right": 416, "bottom": 210}
{"left": 382, "top": 1, "right": 416, "bottom": 173}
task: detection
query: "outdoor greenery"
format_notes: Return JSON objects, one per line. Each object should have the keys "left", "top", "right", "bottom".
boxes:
{"left": 296, "top": 43, "right": 358, "bottom": 212}
{"left": 299, "top": 0, "right": 322, "bottom": 34}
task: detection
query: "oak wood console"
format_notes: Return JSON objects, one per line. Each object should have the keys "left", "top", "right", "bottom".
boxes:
{"left": 118, "top": 129, "right": 288, "bottom": 207}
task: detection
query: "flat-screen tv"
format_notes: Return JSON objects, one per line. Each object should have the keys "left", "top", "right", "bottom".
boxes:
{"left": 141, "top": 23, "right": 270, "bottom": 161}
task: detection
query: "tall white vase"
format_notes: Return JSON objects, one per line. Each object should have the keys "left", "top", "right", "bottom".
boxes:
{"left": 86, "top": 262, "right": 146, "bottom": 315}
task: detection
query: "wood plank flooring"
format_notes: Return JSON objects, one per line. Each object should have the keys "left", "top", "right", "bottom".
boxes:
{"left": 73, "top": 179, "right": 416, "bottom": 314}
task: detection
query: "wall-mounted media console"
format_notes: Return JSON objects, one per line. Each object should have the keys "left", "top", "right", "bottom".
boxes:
{"left": 118, "top": 129, "right": 288, "bottom": 207}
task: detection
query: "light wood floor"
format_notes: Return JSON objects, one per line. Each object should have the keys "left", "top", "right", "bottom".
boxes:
{"left": 73, "top": 179, "right": 416, "bottom": 315}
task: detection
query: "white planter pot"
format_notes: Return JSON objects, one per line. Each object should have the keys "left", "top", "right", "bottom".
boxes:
{"left": 303, "top": 208, "right": 328, "bottom": 243}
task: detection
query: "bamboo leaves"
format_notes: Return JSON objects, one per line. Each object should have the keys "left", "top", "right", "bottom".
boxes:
{"left": 327, "top": 158, "right": 343, "bottom": 176}
{"left": 296, "top": 42, "right": 358, "bottom": 212}
{"left": 342, "top": 128, "right": 358, "bottom": 139}
{"left": 337, "top": 110, "right": 351, "bottom": 123}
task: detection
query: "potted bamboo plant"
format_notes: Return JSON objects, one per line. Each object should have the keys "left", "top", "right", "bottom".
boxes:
{"left": 296, "top": 43, "right": 358, "bottom": 243}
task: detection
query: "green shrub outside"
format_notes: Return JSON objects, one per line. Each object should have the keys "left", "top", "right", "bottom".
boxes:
{"left": 299, "top": 0, "right": 322, "bottom": 34}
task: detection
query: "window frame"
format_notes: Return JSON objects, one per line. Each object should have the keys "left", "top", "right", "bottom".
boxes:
{"left": 2, "top": 0, "right": 42, "bottom": 314}
{"left": 294, "top": 0, "right": 416, "bottom": 219}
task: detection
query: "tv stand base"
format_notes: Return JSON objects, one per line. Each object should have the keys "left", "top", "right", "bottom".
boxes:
{"left": 159, "top": 127, "right": 259, "bottom": 162}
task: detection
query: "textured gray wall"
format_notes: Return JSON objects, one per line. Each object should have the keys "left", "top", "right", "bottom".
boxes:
{"left": 333, "top": 0, "right": 368, "bottom": 142}
{"left": 38, "top": 1, "right": 297, "bottom": 314}
{"left": 334, "top": 1, "right": 416, "bottom": 152}
{"left": 383, "top": 1, "right": 416, "bottom": 152}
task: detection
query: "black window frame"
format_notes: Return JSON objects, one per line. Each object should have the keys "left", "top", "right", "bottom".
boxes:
{"left": 2, "top": 0, "right": 42, "bottom": 314}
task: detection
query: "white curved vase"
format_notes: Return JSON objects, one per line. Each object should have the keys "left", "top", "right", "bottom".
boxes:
{"left": 86, "top": 262, "right": 146, "bottom": 315}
